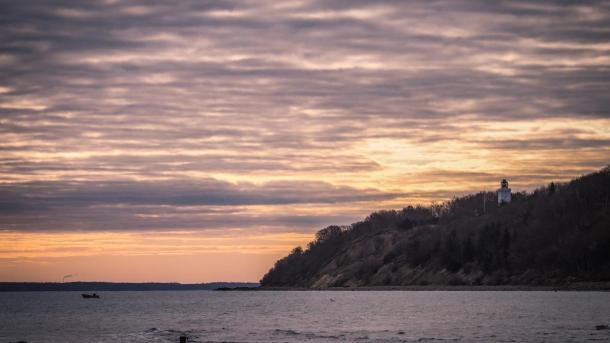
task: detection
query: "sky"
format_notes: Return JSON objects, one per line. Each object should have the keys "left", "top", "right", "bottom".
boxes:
{"left": 1, "top": 0, "right": 609, "bottom": 282}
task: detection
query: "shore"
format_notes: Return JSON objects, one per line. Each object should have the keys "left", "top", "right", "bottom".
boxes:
{"left": 246, "top": 282, "right": 610, "bottom": 292}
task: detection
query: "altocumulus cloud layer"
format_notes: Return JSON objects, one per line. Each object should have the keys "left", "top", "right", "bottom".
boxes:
{"left": 1, "top": 0, "right": 610, "bottom": 233}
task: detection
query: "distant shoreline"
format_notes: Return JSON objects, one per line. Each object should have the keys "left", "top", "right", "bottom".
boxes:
{"left": 0, "top": 282, "right": 259, "bottom": 292}
{"left": 3, "top": 282, "right": 609, "bottom": 292}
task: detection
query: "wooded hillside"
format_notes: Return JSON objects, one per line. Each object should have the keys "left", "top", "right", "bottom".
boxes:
{"left": 261, "top": 167, "right": 610, "bottom": 287}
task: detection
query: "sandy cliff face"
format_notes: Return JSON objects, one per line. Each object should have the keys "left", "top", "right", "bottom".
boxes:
{"left": 305, "top": 228, "right": 488, "bottom": 288}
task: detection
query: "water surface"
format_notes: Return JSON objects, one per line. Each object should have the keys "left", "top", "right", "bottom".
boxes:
{"left": 1, "top": 291, "right": 609, "bottom": 342}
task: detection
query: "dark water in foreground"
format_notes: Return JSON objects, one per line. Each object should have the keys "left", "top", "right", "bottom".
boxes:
{"left": 1, "top": 291, "right": 609, "bottom": 343}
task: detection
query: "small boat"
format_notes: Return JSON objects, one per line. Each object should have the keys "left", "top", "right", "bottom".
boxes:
{"left": 81, "top": 293, "right": 100, "bottom": 299}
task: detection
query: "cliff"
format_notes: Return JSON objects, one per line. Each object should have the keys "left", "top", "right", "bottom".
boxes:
{"left": 260, "top": 167, "right": 610, "bottom": 288}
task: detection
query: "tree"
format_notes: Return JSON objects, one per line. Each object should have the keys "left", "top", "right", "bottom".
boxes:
{"left": 315, "top": 225, "right": 342, "bottom": 243}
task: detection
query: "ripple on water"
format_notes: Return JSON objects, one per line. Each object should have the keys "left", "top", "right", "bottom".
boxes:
{"left": 1, "top": 291, "right": 610, "bottom": 343}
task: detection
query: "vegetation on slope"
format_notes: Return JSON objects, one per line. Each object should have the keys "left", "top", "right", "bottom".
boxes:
{"left": 261, "top": 167, "right": 610, "bottom": 287}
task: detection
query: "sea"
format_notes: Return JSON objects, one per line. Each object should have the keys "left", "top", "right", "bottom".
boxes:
{"left": 1, "top": 290, "right": 609, "bottom": 343}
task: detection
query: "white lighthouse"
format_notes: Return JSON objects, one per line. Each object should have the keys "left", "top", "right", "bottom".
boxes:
{"left": 497, "top": 179, "right": 511, "bottom": 205}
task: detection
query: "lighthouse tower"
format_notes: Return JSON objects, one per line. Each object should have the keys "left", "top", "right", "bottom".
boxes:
{"left": 497, "top": 179, "right": 511, "bottom": 205}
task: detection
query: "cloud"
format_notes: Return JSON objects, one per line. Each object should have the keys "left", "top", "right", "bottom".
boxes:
{"left": 0, "top": 179, "right": 399, "bottom": 208}
{"left": 0, "top": 178, "right": 401, "bottom": 231}
{"left": 1, "top": 0, "right": 609, "bottom": 235}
